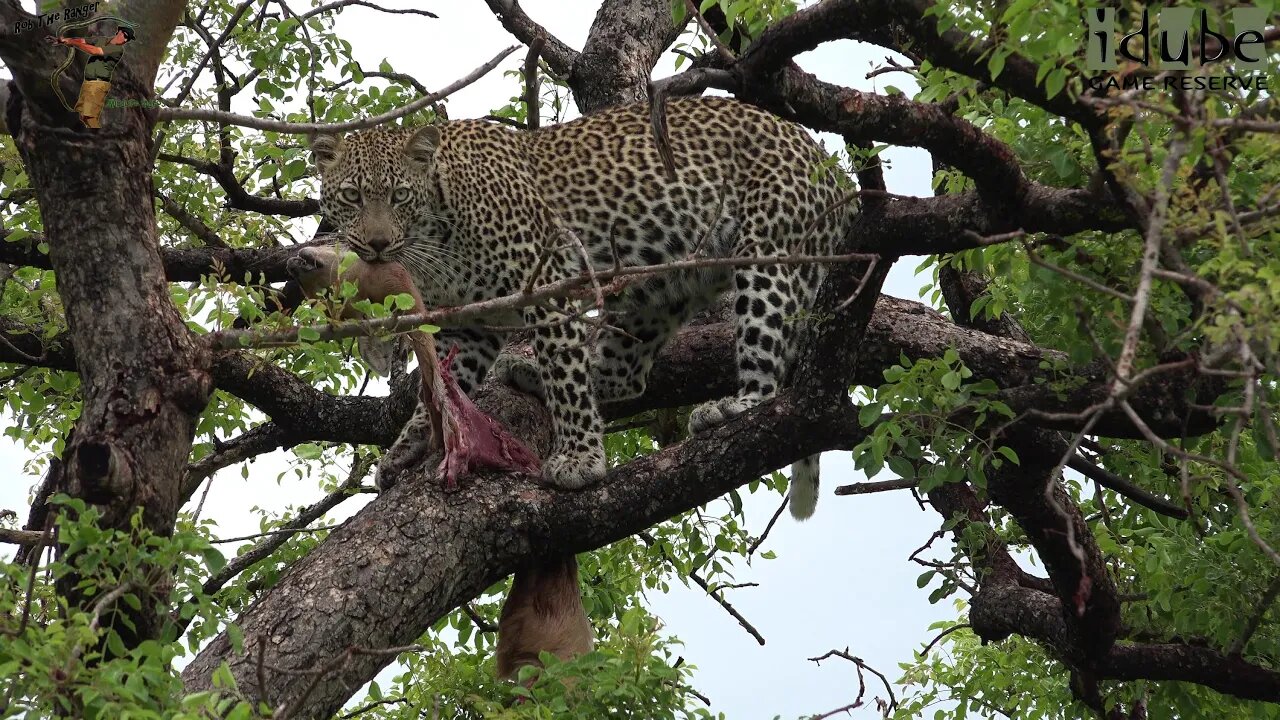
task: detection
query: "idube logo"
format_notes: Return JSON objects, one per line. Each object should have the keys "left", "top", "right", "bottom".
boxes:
{"left": 1085, "top": 6, "right": 1270, "bottom": 91}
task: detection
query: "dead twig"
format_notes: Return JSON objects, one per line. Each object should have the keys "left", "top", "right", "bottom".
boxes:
{"left": 809, "top": 648, "right": 897, "bottom": 716}
{"left": 834, "top": 478, "right": 917, "bottom": 496}
{"left": 747, "top": 496, "right": 789, "bottom": 557}
{"left": 684, "top": 0, "right": 736, "bottom": 63}
{"left": 159, "top": 46, "right": 517, "bottom": 133}
{"left": 640, "top": 532, "right": 765, "bottom": 645}
{"left": 211, "top": 251, "right": 878, "bottom": 351}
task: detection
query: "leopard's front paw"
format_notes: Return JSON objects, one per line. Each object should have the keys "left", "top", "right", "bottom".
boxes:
{"left": 491, "top": 352, "right": 546, "bottom": 400}
{"left": 542, "top": 447, "right": 606, "bottom": 490}
{"left": 688, "top": 396, "right": 758, "bottom": 434}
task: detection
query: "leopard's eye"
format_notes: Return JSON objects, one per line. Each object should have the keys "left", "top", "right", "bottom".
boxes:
{"left": 391, "top": 187, "right": 411, "bottom": 204}
{"left": 340, "top": 187, "right": 361, "bottom": 204}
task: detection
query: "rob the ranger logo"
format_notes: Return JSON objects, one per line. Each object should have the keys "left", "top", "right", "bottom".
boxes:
{"left": 1085, "top": 7, "right": 1271, "bottom": 91}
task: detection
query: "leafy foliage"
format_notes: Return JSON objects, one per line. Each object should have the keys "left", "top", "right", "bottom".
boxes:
{"left": 4, "top": 0, "right": 1280, "bottom": 717}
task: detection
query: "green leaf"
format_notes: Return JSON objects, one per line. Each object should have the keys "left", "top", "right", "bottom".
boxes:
{"left": 887, "top": 456, "right": 916, "bottom": 480}
{"left": 1254, "top": 411, "right": 1277, "bottom": 461}
{"left": 859, "top": 402, "right": 884, "bottom": 427}
{"left": 227, "top": 623, "right": 244, "bottom": 654}
{"left": 202, "top": 547, "right": 227, "bottom": 574}
{"left": 988, "top": 51, "right": 1006, "bottom": 80}
{"left": 285, "top": 159, "right": 307, "bottom": 181}
{"left": 941, "top": 371, "right": 961, "bottom": 390}
{"left": 1044, "top": 68, "right": 1066, "bottom": 99}
{"left": 298, "top": 327, "right": 321, "bottom": 342}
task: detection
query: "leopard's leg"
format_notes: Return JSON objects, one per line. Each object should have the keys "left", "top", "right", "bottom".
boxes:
{"left": 594, "top": 215, "right": 736, "bottom": 403}
{"left": 435, "top": 327, "right": 504, "bottom": 394}
{"left": 525, "top": 295, "right": 606, "bottom": 490}
{"left": 592, "top": 276, "right": 705, "bottom": 404}
{"left": 490, "top": 349, "right": 546, "bottom": 401}
{"left": 375, "top": 327, "right": 504, "bottom": 490}
{"left": 689, "top": 261, "right": 799, "bottom": 433}
{"left": 376, "top": 401, "right": 433, "bottom": 490}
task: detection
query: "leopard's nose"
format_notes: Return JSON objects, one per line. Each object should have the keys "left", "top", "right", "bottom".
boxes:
{"left": 366, "top": 236, "right": 391, "bottom": 254}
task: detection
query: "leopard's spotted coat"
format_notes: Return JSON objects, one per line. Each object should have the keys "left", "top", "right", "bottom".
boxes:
{"left": 311, "top": 97, "right": 851, "bottom": 517}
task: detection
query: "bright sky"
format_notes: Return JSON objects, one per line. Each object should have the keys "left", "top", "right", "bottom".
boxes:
{"left": 0, "top": 2, "right": 957, "bottom": 718}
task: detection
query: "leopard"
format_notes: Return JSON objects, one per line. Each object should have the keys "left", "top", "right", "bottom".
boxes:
{"left": 308, "top": 96, "right": 853, "bottom": 520}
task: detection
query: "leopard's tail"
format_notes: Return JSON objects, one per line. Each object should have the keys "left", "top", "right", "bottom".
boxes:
{"left": 789, "top": 455, "right": 820, "bottom": 520}
{"left": 496, "top": 554, "right": 593, "bottom": 680}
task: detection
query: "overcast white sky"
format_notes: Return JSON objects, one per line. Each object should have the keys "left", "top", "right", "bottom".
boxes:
{"left": 0, "top": 2, "right": 959, "bottom": 718}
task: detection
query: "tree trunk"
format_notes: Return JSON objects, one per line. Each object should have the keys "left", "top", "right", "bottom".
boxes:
{"left": 4, "top": 2, "right": 203, "bottom": 650}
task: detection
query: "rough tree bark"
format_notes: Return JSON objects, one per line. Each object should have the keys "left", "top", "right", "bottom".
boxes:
{"left": 570, "top": 0, "right": 686, "bottom": 113}
{"left": 1, "top": 0, "right": 201, "bottom": 648}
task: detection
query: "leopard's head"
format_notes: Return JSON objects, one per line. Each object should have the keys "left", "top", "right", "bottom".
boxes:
{"left": 309, "top": 126, "right": 444, "bottom": 264}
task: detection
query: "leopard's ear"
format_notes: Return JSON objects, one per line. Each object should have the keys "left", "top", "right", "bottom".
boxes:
{"left": 309, "top": 133, "right": 344, "bottom": 172}
{"left": 404, "top": 125, "right": 442, "bottom": 166}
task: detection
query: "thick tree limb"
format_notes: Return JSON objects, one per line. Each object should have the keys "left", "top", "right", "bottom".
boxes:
{"left": 988, "top": 427, "right": 1121, "bottom": 663}
{"left": 971, "top": 580, "right": 1280, "bottom": 702}
{"left": 483, "top": 0, "right": 577, "bottom": 78}
{"left": 0, "top": 236, "right": 319, "bottom": 284}
{"left": 116, "top": 0, "right": 187, "bottom": 90}
{"left": 181, "top": 380, "right": 865, "bottom": 716}
{"left": 3, "top": 294, "right": 1220, "bottom": 447}
{"left": 937, "top": 248, "right": 1122, "bottom": 673}
{"left": 571, "top": 0, "right": 686, "bottom": 113}
{"left": 0, "top": 183, "right": 1126, "bottom": 282}
{"left": 208, "top": 350, "right": 407, "bottom": 447}
{"left": 0, "top": 5, "right": 70, "bottom": 123}
{"left": 736, "top": 0, "right": 1100, "bottom": 128}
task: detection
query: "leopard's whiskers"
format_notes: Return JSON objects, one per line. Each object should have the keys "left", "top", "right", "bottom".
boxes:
{"left": 398, "top": 245, "right": 454, "bottom": 289}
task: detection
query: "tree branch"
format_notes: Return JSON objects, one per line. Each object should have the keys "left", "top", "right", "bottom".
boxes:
{"left": 571, "top": 0, "right": 686, "bottom": 112}
{"left": 1066, "top": 455, "right": 1187, "bottom": 520}
{"left": 156, "top": 46, "right": 518, "bottom": 133}
{"left": 157, "top": 191, "right": 229, "bottom": 248}
{"left": 483, "top": 0, "right": 578, "bottom": 79}
{"left": 181, "top": 379, "right": 865, "bottom": 716}
{"left": 158, "top": 153, "right": 319, "bottom": 217}
{"left": 0, "top": 235, "right": 319, "bottom": 283}
{"left": 971, "top": 580, "right": 1280, "bottom": 702}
